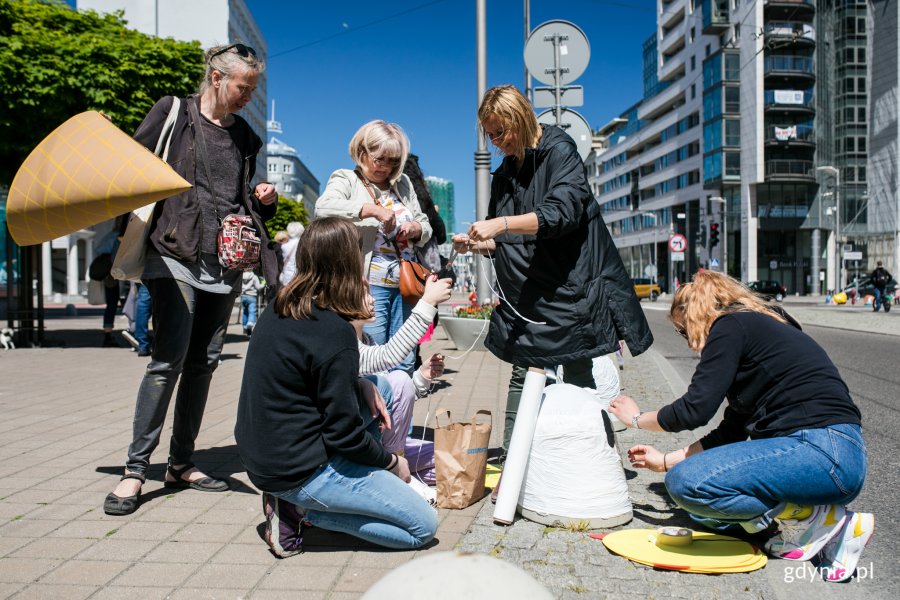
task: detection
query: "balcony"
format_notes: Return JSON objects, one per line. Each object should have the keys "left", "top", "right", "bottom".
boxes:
{"left": 764, "top": 159, "right": 815, "bottom": 181}
{"left": 703, "top": 0, "right": 730, "bottom": 34}
{"left": 765, "top": 22, "right": 816, "bottom": 46}
{"left": 765, "top": 124, "right": 816, "bottom": 147}
{"left": 764, "top": 56, "right": 815, "bottom": 82}
{"left": 764, "top": 90, "right": 815, "bottom": 114}
{"left": 764, "top": 0, "right": 816, "bottom": 20}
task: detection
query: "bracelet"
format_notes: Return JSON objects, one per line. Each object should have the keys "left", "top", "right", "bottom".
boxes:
{"left": 503, "top": 216, "right": 509, "bottom": 234}
{"left": 663, "top": 453, "right": 669, "bottom": 472}
{"left": 387, "top": 454, "right": 398, "bottom": 470}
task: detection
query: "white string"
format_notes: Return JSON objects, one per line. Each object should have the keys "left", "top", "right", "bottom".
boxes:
{"left": 483, "top": 246, "right": 547, "bottom": 326}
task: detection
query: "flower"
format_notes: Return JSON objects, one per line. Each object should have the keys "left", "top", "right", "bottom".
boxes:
{"left": 453, "top": 302, "right": 496, "bottom": 320}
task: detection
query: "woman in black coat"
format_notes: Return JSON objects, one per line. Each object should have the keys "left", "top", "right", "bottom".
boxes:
{"left": 453, "top": 85, "right": 653, "bottom": 463}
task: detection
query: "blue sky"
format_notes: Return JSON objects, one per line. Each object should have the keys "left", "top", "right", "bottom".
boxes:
{"left": 249, "top": 1, "right": 657, "bottom": 232}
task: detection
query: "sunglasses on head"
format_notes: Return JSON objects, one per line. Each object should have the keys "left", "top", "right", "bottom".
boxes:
{"left": 211, "top": 43, "right": 257, "bottom": 59}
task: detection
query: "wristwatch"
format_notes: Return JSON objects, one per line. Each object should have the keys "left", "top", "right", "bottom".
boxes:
{"left": 631, "top": 412, "right": 643, "bottom": 429}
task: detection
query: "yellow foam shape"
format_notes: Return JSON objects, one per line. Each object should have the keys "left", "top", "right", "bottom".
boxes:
{"left": 485, "top": 464, "right": 501, "bottom": 489}
{"left": 601, "top": 529, "right": 767, "bottom": 573}
{"left": 7, "top": 111, "right": 191, "bottom": 246}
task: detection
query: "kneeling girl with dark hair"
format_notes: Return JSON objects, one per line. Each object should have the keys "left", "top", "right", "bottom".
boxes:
{"left": 235, "top": 216, "right": 437, "bottom": 556}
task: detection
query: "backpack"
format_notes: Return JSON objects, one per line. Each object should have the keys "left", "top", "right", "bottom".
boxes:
{"left": 874, "top": 268, "right": 889, "bottom": 285}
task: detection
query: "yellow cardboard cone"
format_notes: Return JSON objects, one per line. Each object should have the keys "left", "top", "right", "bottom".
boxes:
{"left": 7, "top": 111, "right": 191, "bottom": 246}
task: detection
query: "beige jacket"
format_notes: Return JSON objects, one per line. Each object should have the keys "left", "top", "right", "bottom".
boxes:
{"left": 315, "top": 168, "right": 433, "bottom": 273}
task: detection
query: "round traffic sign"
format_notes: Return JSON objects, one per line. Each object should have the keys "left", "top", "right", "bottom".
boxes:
{"left": 669, "top": 234, "right": 687, "bottom": 253}
{"left": 524, "top": 20, "right": 591, "bottom": 86}
{"left": 536, "top": 108, "right": 592, "bottom": 160}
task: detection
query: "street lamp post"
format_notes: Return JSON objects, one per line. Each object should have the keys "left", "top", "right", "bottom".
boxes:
{"left": 709, "top": 196, "right": 727, "bottom": 275}
{"left": 817, "top": 166, "right": 841, "bottom": 293}
{"left": 640, "top": 212, "right": 658, "bottom": 285}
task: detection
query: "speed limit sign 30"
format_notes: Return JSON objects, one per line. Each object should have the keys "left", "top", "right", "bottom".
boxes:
{"left": 668, "top": 234, "right": 687, "bottom": 253}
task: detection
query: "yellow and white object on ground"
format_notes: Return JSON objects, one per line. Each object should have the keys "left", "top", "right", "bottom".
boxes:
{"left": 599, "top": 528, "right": 767, "bottom": 574}
{"left": 832, "top": 292, "right": 848, "bottom": 304}
{"left": 7, "top": 111, "right": 191, "bottom": 246}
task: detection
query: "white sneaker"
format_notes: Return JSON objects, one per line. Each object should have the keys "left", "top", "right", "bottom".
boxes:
{"left": 818, "top": 511, "right": 874, "bottom": 582}
{"left": 407, "top": 477, "right": 436, "bottom": 506}
{"left": 765, "top": 504, "right": 846, "bottom": 561}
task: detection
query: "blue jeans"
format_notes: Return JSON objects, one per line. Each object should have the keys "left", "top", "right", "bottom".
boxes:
{"left": 873, "top": 287, "right": 885, "bottom": 311}
{"left": 241, "top": 295, "right": 258, "bottom": 328}
{"left": 134, "top": 284, "right": 152, "bottom": 353}
{"left": 271, "top": 455, "right": 438, "bottom": 549}
{"left": 364, "top": 285, "right": 414, "bottom": 375}
{"left": 665, "top": 424, "right": 867, "bottom": 533}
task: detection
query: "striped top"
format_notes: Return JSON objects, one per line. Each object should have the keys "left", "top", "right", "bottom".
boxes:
{"left": 358, "top": 301, "right": 438, "bottom": 397}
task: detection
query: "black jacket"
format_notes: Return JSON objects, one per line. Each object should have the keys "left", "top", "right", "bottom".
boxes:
{"left": 870, "top": 266, "right": 892, "bottom": 290}
{"left": 657, "top": 311, "right": 861, "bottom": 449}
{"left": 486, "top": 125, "right": 653, "bottom": 365}
{"left": 132, "top": 95, "right": 279, "bottom": 291}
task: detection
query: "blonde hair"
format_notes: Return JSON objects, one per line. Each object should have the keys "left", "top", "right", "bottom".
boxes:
{"left": 669, "top": 270, "right": 787, "bottom": 352}
{"left": 348, "top": 120, "right": 409, "bottom": 184}
{"left": 199, "top": 43, "right": 264, "bottom": 103}
{"left": 477, "top": 85, "right": 540, "bottom": 160}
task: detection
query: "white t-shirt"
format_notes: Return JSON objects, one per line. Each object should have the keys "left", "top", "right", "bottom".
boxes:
{"left": 367, "top": 189, "right": 416, "bottom": 288}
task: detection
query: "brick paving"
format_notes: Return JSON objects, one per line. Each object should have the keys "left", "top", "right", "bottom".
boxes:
{"left": 0, "top": 298, "right": 893, "bottom": 599}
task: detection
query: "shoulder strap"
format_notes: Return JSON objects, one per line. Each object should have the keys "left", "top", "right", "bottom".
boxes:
{"left": 154, "top": 96, "right": 180, "bottom": 160}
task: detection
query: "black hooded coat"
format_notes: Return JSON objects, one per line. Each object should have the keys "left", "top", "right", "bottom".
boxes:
{"left": 485, "top": 125, "right": 653, "bottom": 366}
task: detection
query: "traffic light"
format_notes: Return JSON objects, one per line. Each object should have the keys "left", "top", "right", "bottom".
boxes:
{"left": 709, "top": 222, "right": 720, "bottom": 248}
{"left": 695, "top": 225, "right": 707, "bottom": 248}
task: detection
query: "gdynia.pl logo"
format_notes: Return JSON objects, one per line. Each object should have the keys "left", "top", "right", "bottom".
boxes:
{"left": 784, "top": 562, "right": 874, "bottom": 583}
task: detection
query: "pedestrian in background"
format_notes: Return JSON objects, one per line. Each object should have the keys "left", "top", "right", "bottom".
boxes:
{"left": 278, "top": 221, "right": 304, "bottom": 286}
{"left": 241, "top": 270, "right": 263, "bottom": 335}
{"left": 609, "top": 270, "right": 872, "bottom": 583}
{"left": 93, "top": 215, "right": 129, "bottom": 347}
{"left": 452, "top": 85, "right": 652, "bottom": 495}
{"left": 104, "top": 42, "right": 278, "bottom": 516}
{"left": 316, "top": 120, "right": 432, "bottom": 376}
{"left": 870, "top": 260, "right": 892, "bottom": 312}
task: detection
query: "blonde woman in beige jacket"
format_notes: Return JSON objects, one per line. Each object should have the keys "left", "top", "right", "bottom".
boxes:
{"left": 316, "top": 120, "right": 432, "bottom": 375}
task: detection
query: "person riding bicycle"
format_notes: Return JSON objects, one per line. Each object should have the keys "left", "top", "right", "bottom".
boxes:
{"left": 870, "top": 261, "right": 892, "bottom": 312}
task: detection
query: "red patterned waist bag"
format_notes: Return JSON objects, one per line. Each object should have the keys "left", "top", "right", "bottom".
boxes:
{"left": 217, "top": 214, "right": 261, "bottom": 271}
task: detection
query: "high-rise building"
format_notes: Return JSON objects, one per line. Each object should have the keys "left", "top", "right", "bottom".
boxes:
{"left": 425, "top": 176, "right": 456, "bottom": 234}
{"left": 266, "top": 101, "right": 319, "bottom": 216}
{"left": 77, "top": 0, "right": 268, "bottom": 178}
{"left": 594, "top": 0, "right": 895, "bottom": 294}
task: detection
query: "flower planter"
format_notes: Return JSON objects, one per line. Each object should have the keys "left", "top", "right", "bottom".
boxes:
{"left": 440, "top": 316, "right": 489, "bottom": 352}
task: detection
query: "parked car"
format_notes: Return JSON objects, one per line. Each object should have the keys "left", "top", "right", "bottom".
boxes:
{"left": 633, "top": 278, "right": 661, "bottom": 301}
{"left": 747, "top": 280, "right": 787, "bottom": 302}
{"left": 842, "top": 275, "right": 898, "bottom": 299}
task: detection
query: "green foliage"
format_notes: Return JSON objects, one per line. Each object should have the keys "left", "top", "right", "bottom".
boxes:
{"left": 265, "top": 195, "right": 309, "bottom": 238}
{"left": 0, "top": 0, "right": 204, "bottom": 184}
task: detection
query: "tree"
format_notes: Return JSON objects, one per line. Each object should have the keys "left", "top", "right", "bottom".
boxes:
{"left": 265, "top": 196, "right": 309, "bottom": 239}
{"left": 0, "top": 0, "right": 205, "bottom": 185}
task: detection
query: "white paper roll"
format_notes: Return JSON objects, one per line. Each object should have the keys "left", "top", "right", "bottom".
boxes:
{"left": 493, "top": 367, "right": 547, "bottom": 525}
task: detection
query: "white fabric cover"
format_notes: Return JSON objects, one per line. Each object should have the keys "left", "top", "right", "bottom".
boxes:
{"left": 518, "top": 372, "right": 631, "bottom": 520}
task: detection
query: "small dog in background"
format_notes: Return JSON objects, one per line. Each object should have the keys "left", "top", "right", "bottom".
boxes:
{"left": 0, "top": 327, "right": 15, "bottom": 350}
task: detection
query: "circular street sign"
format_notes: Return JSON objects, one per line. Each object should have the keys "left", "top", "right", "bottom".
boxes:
{"left": 524, "top": 20, "right": 591, "bottom": 86}
{"left": 669, "top": 234, "right": 687, "bottom": 253}
{"left": 536, "top": 108, "right": 592, "bottom": 160}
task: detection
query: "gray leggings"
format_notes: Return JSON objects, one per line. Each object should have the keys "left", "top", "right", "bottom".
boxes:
{"left": 125, "top": 278, "right": 237, "bottom": 473}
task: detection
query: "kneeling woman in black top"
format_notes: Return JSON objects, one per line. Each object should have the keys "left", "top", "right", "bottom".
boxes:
{"left": 235, "top": 217, "right": 437, "bottom": 553}
{"left": 609, "top": 270, "right": 872, "bottom": 583}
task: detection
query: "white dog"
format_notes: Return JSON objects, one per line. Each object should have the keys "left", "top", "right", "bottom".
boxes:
{"left": 0, "top": 328, "right": 15, "bottom": 350}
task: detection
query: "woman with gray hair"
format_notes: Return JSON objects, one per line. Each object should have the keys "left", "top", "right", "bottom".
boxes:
{"left": 278, "top": 221, "right": 305, "bottom": 286}
{"left": 103, "top": 43, "right": 278, "bottom": 516}
{"left": 316, "top": 120, "right": 432, "bottom": 375}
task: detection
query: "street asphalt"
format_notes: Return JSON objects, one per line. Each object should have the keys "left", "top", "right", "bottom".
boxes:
{"left": 0, "top": 295, "right": 894, "bottom": 599}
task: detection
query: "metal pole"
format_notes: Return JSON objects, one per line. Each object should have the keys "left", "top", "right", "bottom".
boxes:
{"left": 475, "top": 0, "right": 492, "bottom": 303}
{"left": 524, "top": 0, "right": 531, "bottom": 100}
{"left": 835, "top": 170, "right": 841, "bottom": 292}
{"left": 552, "top": 34, "right": 562, "bottom": 125}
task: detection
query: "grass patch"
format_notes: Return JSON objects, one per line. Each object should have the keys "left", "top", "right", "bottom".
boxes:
{"left": 105, "top": 528, "right": 118, "bottom": 537}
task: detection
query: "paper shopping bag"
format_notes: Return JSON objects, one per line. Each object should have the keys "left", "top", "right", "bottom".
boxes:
{"left": 434, "top": 409, "right": 491, "bottom": 509}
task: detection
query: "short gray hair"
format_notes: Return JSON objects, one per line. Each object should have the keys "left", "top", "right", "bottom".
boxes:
{"left": 287, "top": 221, "right": 305, "bottom": 239}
